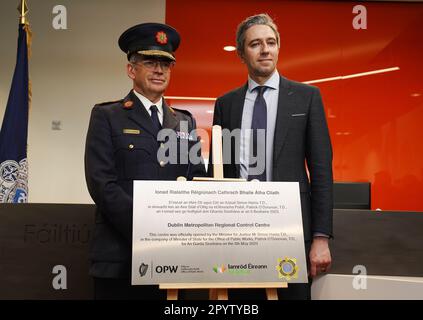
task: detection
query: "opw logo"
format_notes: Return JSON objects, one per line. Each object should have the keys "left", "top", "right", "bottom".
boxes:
{"left": 155, "top": 265, "right": 178, "bottom": 274}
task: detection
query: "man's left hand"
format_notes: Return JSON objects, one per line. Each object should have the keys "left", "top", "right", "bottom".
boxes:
{"left": 309, "top": 237, "right": 332, "bottom": 277}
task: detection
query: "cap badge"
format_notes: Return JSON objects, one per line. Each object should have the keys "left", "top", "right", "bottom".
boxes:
{"left": 156, "top": 31, "right": 168, "bottom": 44}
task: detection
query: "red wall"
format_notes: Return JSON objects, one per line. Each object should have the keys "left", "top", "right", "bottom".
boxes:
{"left": 165, "top": 0, "right": 423, "bottom": 212}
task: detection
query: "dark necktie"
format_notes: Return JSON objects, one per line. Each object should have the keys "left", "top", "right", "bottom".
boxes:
{"left": 150, "top": 105, "right": 162, "bottom": 132}
{"left": 248, "top": 86, "right": 267, "bottom": 181}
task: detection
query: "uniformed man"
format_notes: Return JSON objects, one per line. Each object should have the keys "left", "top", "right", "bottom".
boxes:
{"left": 84, "top": 23, "right": 206, "bottom": 299}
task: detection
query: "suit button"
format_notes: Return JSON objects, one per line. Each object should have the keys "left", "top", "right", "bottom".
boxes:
{"left": 128, "top": 144, "right": 134, "bottom": 149}
{"left": 159, "top": 160, "right": 166, "bottom": 167}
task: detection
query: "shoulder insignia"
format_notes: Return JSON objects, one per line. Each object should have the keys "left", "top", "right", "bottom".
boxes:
{"left": 171, "top": 107, "right": 193, "bottom": 117}
{"left": 96, "top": 99, "right": 123, "bottom": 106}
{"left": 123, "top": 100, "right": 134, "bottom": 109}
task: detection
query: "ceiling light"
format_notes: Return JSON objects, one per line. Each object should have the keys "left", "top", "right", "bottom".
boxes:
{"left": 304, "top": 67, "right": 400, "bottom": 84}
{"left": 223, "top": 46, "right": 236, "bottom": 52}
{"left": 164, "top": 96, "right": 216, "bottom": 101}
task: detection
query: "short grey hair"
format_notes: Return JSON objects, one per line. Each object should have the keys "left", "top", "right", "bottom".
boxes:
{"left": 236, "top": 13, "right": 280, "bottom": 55}
{"left": 129, "top": 53, "right": 143, "bottom": 64}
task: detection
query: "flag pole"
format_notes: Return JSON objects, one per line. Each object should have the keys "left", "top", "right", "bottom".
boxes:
{"left": 18, "top": 0, "right": 28, "bottom": 25}
{"left": 18, "top": 0, "right": 32, "bottom": 104}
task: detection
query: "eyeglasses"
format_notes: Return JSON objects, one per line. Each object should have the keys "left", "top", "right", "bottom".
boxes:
{"left": 133, "top": 60, "right": 175, "bottom": 72}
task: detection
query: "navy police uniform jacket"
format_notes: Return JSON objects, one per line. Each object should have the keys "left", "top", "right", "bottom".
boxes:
{"left": 84, "top": 91, "right": 206, "bottom": 278}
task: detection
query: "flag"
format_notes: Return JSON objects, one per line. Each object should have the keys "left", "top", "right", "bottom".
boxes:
{"left": 0, "top": 22, "right": 30, "bottom": 203}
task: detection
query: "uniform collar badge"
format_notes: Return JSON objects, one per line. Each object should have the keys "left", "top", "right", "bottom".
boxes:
{"left": 123, "top": 100, "right": 134, "bottom": 109}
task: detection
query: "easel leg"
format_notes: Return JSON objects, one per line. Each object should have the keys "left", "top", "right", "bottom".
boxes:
{"left": 209, "top": 288, "right": 228, "bottom": 300}
{"left": 209, "top": 288, "right": 217, "bottom": 300}
{"left": 167, "top": 289, "right": 178, "bottom": 300}
{"left": 266, "top": 288, "right": 278, "bottom": 300}
{"left": 217, "top": 288, "right": 228, "bottom": 300}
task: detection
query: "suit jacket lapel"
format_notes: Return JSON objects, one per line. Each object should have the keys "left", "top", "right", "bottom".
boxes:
{"left": 231, "top": 83, "right": 248, "bottom": 130}
{"left": 125, "top": 91, "right": 158, "bottom": 137}
{"left": 273, "top": 76, "right": 295, "bottom": 165}
{"left": 232, "top": 84, "right": 248, "bottom": 178}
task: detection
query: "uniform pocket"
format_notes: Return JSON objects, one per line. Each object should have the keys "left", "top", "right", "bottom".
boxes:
{"left": 112, "top": 134, "right": 157, "bottom": 178}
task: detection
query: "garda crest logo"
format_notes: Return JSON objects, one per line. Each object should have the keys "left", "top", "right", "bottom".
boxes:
{"left": 276, "top": 257, "right": 298, "bottom": 280}
{"left": 0, "top": 158, "right": 28, "bottom": 203}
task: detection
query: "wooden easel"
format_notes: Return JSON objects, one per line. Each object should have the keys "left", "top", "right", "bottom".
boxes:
{"left": 161, "top": 125, "right": 287, "bottom": 300}
{"left": 160, "top": 282, "right": 287, "bottom": 300}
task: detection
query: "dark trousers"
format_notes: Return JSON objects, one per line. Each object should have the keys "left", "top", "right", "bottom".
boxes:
{"left": 94, "top": 277, "right": 167, "bottom": 300}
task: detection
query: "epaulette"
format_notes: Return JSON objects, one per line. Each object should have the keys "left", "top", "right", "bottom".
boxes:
{"left": 96, "top": 99, "right": 123, "bottom": 106}
{"left": 171, "top": 107, "right": 198, "bottom": 131}
{"left": 171, "top": 107, "right": 193, "bottom": 117}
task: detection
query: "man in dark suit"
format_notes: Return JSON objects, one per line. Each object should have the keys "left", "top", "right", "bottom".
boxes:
{"left": 209, "top": 14, "right": 333, "bottom": 300}
{"left": 84, "top": 23, "right": 205, "bottom": 299}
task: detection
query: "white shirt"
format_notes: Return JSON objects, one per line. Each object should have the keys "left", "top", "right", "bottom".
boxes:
{"left": 240, "top": 70, "right": 280, "bottom": 181}
{"left": 133, "top": 89, "right": 163, "bottom": 125}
